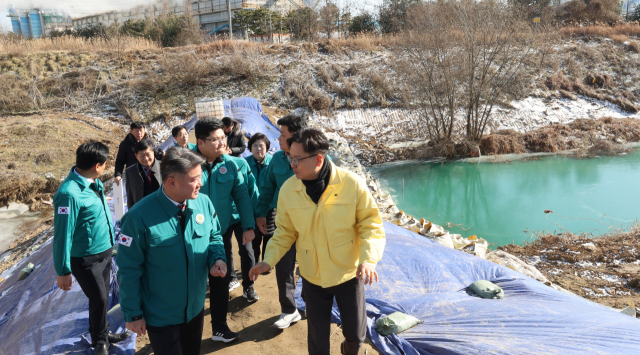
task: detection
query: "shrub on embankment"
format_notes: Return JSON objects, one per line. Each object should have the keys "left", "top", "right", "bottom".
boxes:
{"left": 480, "top": 117, "right": 640, "bottom": 155}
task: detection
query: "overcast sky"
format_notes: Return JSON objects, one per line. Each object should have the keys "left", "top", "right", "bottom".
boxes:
{"left": 0, "top": 0, "right": 380, "bottom": 33}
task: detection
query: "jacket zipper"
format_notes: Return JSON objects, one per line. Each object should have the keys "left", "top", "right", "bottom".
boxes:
{"left": 182, "top": 214, "right": 189, "bottom": 323}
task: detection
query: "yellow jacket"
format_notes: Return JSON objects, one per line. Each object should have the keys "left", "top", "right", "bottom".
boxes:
{"left": 263, "top": 162, "right": 386, "bottom": 288}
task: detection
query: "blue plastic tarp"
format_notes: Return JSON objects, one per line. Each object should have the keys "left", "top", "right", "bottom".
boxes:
{"left": 295, "top": 221, "right": 640, "bottom": 355}
{"left": 159, "top": 97, "right": 280, "bottom": 156}
{"left": 0, "top": 236, "right": 135, "bottom": 355}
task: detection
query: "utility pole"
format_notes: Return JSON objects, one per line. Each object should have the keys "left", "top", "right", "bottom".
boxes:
{"left": 227, "top": 0, "right": 232, "bottom": 40}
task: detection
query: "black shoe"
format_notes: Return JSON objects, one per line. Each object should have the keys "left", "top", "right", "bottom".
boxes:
{"left": 108, "top": 331, "right": 130, "bottom": 344}
{"left": 211, "top": 323, "right": 239, "bottom": 343}
{"left": 94, "top": 343, "right": 109, "bottom": 355}
{"left": 243, "top": 286, "right": 259, "bottom": 303}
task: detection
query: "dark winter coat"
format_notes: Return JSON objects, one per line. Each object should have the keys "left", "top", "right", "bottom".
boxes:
{"left": 226, "top": 129, "right": 246, "bottom": 157}
{"left": 124, "top": 159, "right": 162, "bottom": 209}
{"left": 114, "top": 133, "right": 162, "bottom": 177}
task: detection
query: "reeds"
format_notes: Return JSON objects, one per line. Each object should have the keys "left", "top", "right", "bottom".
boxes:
{"left": 0, "top": 35, "right": 158, "bottom": 56}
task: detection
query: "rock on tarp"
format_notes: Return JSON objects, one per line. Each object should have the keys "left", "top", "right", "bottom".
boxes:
{"left": 294, "top": 221, "right": 640, "bottom": 355}
{"left": 158, "top": 97, "right": 281, "bottom": 156}
{"left": 0, "top": 231, "right": 135, "bottom": 355}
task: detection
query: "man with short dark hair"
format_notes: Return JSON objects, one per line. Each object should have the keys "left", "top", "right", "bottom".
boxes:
{"left": 250, "top": 128, "right": 385, "bottom": 355}
{"left": 53, "top": 141, "right": 129, "bottom": 355}
{"left": 221, "top": 117, "right": 246, "bottom": 157}
{"left": 172, "top": 125, "right": 196, "bottom": 150}
{"left": 125, "top": 138, "right": 162, "bottom": 209}
{"left": 114, "top": 122, "right": 163, "bottom": 186}
{"left": 192, "top": 118, "right": 256, "bottom": 342}
{"left": 253, "top": 112, "right": 309, "bottom": 329}
{"left": 117, "top": 147, "right": 227, "bottom": 355}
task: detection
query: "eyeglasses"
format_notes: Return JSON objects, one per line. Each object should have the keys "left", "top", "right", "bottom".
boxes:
{"left": 252, "top": 144, "right": 266, "bottom": 150}
{"left": 204, "top": 136, "right": 227, "bottom": 145}
{"left": 287, "top": 155, "right": 315, "bottom": 166}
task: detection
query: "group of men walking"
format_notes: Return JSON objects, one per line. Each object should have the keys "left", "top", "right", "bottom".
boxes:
{"left": 53, "top": 112, "right": 386, "bottom": 355}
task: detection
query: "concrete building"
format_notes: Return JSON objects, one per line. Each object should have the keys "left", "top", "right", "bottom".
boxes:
{"left": 7, "top": 8, "right": 72, "bottom": 38}
{"left": 72, "top": 0, "right": 304, "bottom": 36}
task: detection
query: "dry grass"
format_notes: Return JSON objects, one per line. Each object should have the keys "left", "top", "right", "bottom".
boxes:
{"left": 0, "top": 35, "right": 158, "bottom": 56}
{"left": 480, "top": 130, "right": 527, "bottom": 155}
{"left": 320, "top": 34, "right": 398, "bottom": 54}
{"left": 0, "top": 114, "right": 123, "bottom": 210}
{"left": 479, "top": 117, "right": 640, "bottom": 157}
{"left": 545, "top": 72, "right": 638, "bottom": 113}
{"left": 586, "top": 139, "right": 627, "bottom": 156}
{"left": 559, "top": 23, "right": 640, "bottom": 39}
{"left": 282, "top": 66, "right": 332, "bottom": 110}
{"left": 523, "top": 128, "right": 569, "bottom": 153}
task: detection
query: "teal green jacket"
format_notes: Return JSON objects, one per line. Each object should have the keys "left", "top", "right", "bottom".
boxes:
{"left": 191, "top": 147, "right": 255, "bottom": 234}
{"left": 245, "top": 154, "right": 273, "bottom": 188}
{"left": 116, "top": 187, "right": 225, "bottom": 327}
{"left": 53, "top": 167, "right": 114, "bottom": 276}
{"left": 228, "top": 155, "right": 259, "bottom": 226}
{"left": 255, "top": 151, "right": 331, "bottom": 217}
{"left": 175, "top": 142, "right": 197, "bottom": 150}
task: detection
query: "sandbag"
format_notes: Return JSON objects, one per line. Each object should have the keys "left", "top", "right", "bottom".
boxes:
{"left": 375, "top": 311, "right": 422, "bottom": 336}
{"left": 469, "top": 280, "right": 504, "bottom": 299}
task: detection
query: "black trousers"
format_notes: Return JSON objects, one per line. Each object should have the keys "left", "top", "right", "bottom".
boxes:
{"left": 209, "top": 222, "right": 255, "bottom": 327}
{"left": 302, "top": 277, "right": 366, "bottom": 355}
{"left": 147, "top": 309, "right": 204, "bottom": 355}
{"left": 70, "top": 247, "right": 113, "bottom": 347}
{"left": 276, "top": 242, "right": 298, "bottom": 314}
{"left": 226, "top": 222, "right": 256, "bottom": 289}
{"left": 252, "top": 208, "right": 277, "bottom": 262}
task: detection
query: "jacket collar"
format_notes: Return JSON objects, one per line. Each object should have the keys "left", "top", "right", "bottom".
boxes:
{"left": 156, "top": 186, "right": 192, "bottom": 217}
{"left": 137, "top": 159, "right": 161, "bottom": 176}
{"left": 67, "top": 166, "right": 97, "bottom": 191}
{"left": 247, "top": 154, "right": 268, "bottom": 166}
{"left": 292, "top": 161, "right": 342, "bottom": 192}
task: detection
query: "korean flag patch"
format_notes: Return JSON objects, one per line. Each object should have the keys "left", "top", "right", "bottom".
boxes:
{"left": 58, "top": 207, "right": 69, "bottom": 215}
{"left": 119, "top": 234, "right": 133, "bottom": 247}
{"left": 220, "top": 166, "right": 228, "bottom": 175}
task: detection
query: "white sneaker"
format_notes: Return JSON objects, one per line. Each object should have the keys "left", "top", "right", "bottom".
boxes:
{"left": 273, "top": 310, "right": 301, "bottom": 329}
{"left": 228, "top": 279, "right": 240, "bottom": 292}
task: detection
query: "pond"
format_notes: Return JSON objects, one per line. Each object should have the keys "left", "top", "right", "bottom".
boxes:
{"left": 371, "top": 150, "right": 640, "bottom": 247}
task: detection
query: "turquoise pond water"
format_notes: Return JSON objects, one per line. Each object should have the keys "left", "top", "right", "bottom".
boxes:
{"left": 371, "top": 150, "right": 640, "bottom": 247}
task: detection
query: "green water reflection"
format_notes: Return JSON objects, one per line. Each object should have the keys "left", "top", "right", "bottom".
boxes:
{"left": 372, "top": 151, "right": 640, "bottom": 246}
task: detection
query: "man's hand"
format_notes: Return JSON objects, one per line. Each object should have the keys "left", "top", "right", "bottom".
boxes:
{"left": 242, "top": 230, "right": 255, "bottom": 245}
{"left": 210, "top": 260, "right": 227, "bottom": 277}
{"left": 248, "top": 262, "right": 271, "bottom": 281}
{"left": 126, "top": 319, "right": 146, "bottom": 336}
{"left": 114, "top": 176, "right": 122, "bottom": 186}
{"left": 256, "top": 217, "right": 267, "bottom": 234}
{"left": 57, "top": 275, "right": 73, "bottom": 290}
{"left": 357, "top": 263, "right": 379, "bottom": 286}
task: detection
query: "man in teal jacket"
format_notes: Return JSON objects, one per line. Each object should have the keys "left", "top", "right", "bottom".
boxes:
{"left": 117, "top": 147, "right": 227, "bottom": 355}
{"left": 53, "top": 142, "right": 128, "bottom": 355}
{"left": 225, "top": 155, "right": 260, "bottom": 301}
{"left": 192, "top": 118, "right": 256, "bottom": 343}
{"left": 254, "top": 113, "right": 309, "bottom": 329}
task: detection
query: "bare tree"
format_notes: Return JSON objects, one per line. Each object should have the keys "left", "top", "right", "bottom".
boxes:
{"left": 395, "top": 0, "right": 544, "bottom": 143}
{"left": 319, "top": 1, "right": 340, "bottom": 39}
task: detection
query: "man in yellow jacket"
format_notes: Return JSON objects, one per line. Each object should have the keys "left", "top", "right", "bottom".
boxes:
{"left": 250, "top": 128, "right": 385, "bottom": 355}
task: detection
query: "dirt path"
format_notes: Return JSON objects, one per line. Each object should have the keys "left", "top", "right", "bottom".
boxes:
{"left": 134, "top": 236, "right": 382, "bottom": 355}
